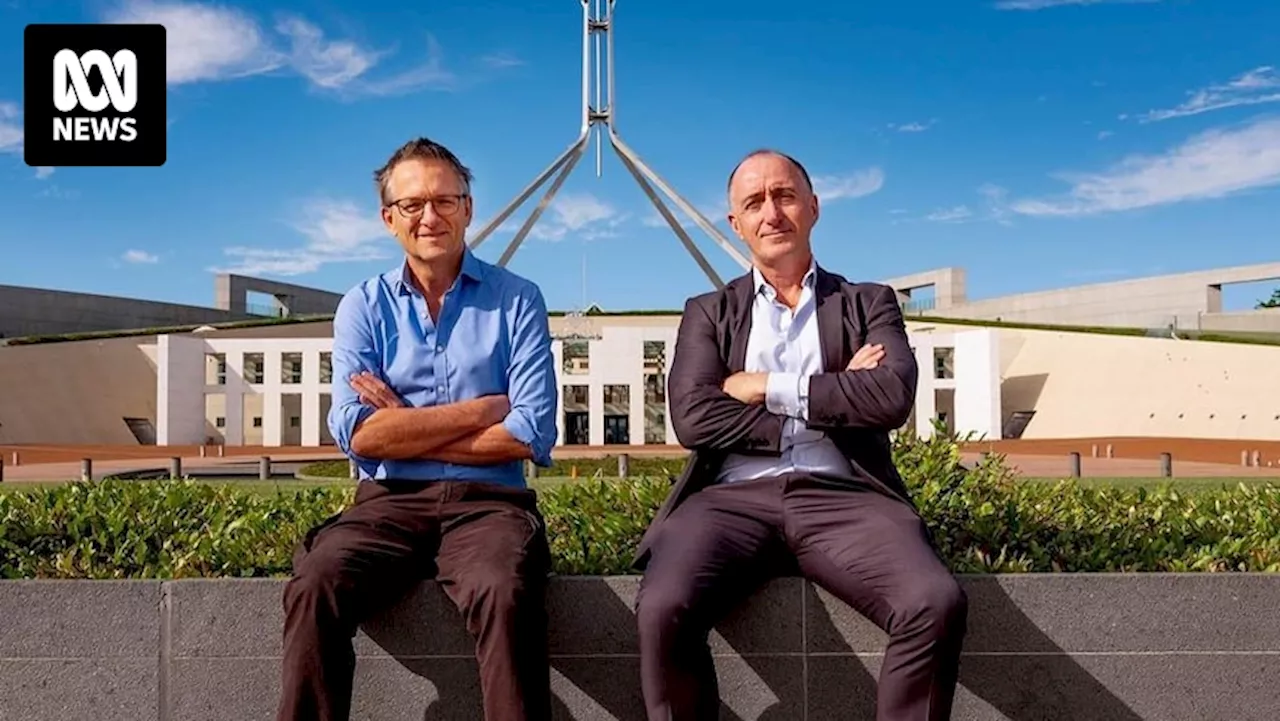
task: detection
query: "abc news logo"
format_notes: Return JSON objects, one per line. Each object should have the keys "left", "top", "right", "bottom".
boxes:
{"left": 24, "top": 24, "right": 166, "bottom": 167}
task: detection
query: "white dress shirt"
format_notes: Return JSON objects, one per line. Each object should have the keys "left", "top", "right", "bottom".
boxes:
{"left": 716, "top": 263, "right": 856, "bottom": 484}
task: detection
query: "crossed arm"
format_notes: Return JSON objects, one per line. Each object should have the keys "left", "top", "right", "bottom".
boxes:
{"left": 328, "top": 288, "right": 558, "bottom": 468}
{"left": 666, "top": 284, "right": 913, "bottom": 453}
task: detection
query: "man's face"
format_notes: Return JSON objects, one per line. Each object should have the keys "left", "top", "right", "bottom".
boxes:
{"left": 380, "top": 158, "right": 473, "bottom": 265}
{"left": 726, "top": 153, "right": 819, "bottom": 267}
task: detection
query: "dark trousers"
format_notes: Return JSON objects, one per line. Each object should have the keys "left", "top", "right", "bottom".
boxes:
{"left": 277, "top": 479, "right": 553, "bottom": 721}
{"left": 636, "top": 473, "right": 968, "bottom": 721}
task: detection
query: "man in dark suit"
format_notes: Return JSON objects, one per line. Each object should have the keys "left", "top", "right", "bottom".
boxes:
{"left": 634, "top": 149, "right": 968, "bottom": 721}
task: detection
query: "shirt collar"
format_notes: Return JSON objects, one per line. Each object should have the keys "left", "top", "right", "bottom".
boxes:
{"left": 388, "top": 246, "right": 486, "bottom": 296}
{"left": 752, "top": 259, "right": 817, "bottom": 300}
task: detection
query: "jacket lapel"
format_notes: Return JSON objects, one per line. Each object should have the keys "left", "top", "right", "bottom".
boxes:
{"left": 815, "top": 266, "right": 846, "bottom": 373}
{"left": 726, "top": 273, "right": 755, "bottom": 372}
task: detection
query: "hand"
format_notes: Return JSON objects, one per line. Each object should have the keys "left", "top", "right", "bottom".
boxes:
{"left": 846, "top": 343, "right": 885, "bottom": 371}
{"left": 349, "top": 372, "right": 405, "bottom": 409}
{"left": 722, "top": 372, "right": 767, "bottom": 405}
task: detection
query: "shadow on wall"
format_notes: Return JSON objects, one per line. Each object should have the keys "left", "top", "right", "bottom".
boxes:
{"left": 1001, "top": 374, "right": 1049, "bottom": 439}
{"left": 361, "top": 576, "right": 1144, "bottom": 720}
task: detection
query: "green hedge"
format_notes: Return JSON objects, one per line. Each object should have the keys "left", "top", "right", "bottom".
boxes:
{"left": 2, "top": 432, "right": 1279, "bottom": 578}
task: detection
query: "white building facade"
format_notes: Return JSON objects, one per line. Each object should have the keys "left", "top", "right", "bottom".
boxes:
{"left": 154, "top": 322, "right": 1001, "bottom": 447}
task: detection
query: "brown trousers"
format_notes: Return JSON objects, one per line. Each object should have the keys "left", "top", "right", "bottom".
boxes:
{"left": 276, "top": 479, "right": 553, "bottom": 721}
{"left": 636, "top": 473, "right": 968, "bottom": 721}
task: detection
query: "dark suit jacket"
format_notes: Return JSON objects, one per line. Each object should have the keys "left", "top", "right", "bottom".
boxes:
{"left": 633, "top": 265, "right": 920, "bottom": 569}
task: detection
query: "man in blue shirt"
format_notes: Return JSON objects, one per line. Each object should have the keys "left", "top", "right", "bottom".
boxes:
{"left": 277, "top": 137, "right": 559, "bottom": 721}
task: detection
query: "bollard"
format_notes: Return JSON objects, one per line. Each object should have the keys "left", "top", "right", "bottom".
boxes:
{"left": 1091, "top": 444, "right": 1098, "bottom": 458}
{"left": 10, "top": 451, "right": 17, "bottom": 466}
{"left": 170, "top": 457, "right": 182, "bottom": 479}
{"left": 0, "top": 455, "right": 4, "bottom": 483}
{"left": 81, "top": 458, "right": 92, "bottom": 482}
{"left": 199, "top": 446, "right": 207, "bottom": 458}
{"left": 618, "top": 453, "right": 630, "bottom": 478}
{"left": 1242, "top": 450, "right": 1251, "bottom": 467}
{"left": 1252, "top": 450, "right": 1262, "bottom": 468}
{"left": 259, "top": 456, "right": 270, "bottom": 480}
{"left": 524, "top": 459, "right": 536, "bottom": 481}
{"left": 217, "top": 445, "right": 225, "bottom": 458}
{"left": 348, "top": 459, "right": 357, "bottom": 480}
{"left": 1068, "top": 452, "right": 1081, "bottom": 478}
{"left": 1160, "top": 452, "right": 1172, "bottom": 478}
{"left": 1106, "top": 444, "right": 1114, "bottom": 459}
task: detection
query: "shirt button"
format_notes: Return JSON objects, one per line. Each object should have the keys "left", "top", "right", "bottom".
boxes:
{"left": 436, "top": 345, "right": 443, "bottom": 352}
{"left": 437, "top": 386, "right": 445, "bottom": 393}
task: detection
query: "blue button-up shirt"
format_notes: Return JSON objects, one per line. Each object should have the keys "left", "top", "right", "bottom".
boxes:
{"left": 327, "top": 249, "right": 558, "bottom": 486}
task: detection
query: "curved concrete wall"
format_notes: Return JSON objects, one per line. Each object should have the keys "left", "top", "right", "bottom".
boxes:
{"left": 969, "top": 325, "right": 1280, "bottom": 440}
{"left": 0, "top": 575, "right": 1275, "bottom": 720}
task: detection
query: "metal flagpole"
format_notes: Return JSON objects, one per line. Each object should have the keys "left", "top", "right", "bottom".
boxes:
{"left": 467, "top": 0, "right": 751, "bottom": 288}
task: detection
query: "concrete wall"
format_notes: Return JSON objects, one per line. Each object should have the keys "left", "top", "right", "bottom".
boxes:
{"left": 0, "top": 575, "right": 1275, "bottom": 720}
{"left": 0, "top": 335, "right": 158, "bottom": 445}
{"left": 956, "top": 323, "right": 1280, "bottom": 440}
{"left": 0, "top": 284, "right": 256, "bottom": 339}
{"left": 914, "top": 262, "right": 1280, "bottom": 331}
{"left": 1199, "top": 308, "right": 1280, "bottom": 334}
{"left": 214, "top": 274, "right": 343, "bottom": 316}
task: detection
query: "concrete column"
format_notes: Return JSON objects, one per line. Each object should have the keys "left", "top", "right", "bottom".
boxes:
{"left": 156, "top": 335, "right": 207, "bottom": 446}
{"left": 223, "top": 351, "right": 245, "bottom": 446}
{"left": 262, "top": 351, "right": 283, "bottom": 447}
{"left": 589, "top": 381, "right": 604, "bottom": 446}
{"left": 953, "top": 329, "right": 1002, "bottom": 441}
{"left": 912, "top": 338, "right": 936, "bottom": 438}
{"left": 301, "top": 350, "right": 321, "bottom": 447}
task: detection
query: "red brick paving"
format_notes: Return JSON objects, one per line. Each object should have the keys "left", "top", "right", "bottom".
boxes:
{"left": 3, "top": 437, "right": 1279, "bottom": 483}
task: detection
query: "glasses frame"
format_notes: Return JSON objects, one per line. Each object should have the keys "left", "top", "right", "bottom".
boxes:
{"left": 384, "top": 193, "right": 470, "bottom": 219}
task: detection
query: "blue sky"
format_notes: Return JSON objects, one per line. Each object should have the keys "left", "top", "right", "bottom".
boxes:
{"left": 1, "top": 0, "right": 1277, "bottom": 314}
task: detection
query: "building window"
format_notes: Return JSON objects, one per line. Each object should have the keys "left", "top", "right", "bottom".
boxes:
{"left": 319, "top": 352, "right": 333, "bottom": 383}
{"left": 562, "top": 340, "right": 589, "bottom": 375}
{"left": 282, "top": 353, "right": 303, "bottom": 384}
{"left": 934, "top": 348, "right": 954, "bottom": 380}
{"left": 290, "top": 416, "right": 301, "bottom": 428}
{"left": 206, "top": 353, "right": 226, "bottom": 385}
{"left": 215, "top": 417, "right": 225, "bottom": 428}
{"left": 245, "top": 353, "right": 265, "bottom": 384}
{"left": 252, "top": 417, "right": 263, "bottom": 428}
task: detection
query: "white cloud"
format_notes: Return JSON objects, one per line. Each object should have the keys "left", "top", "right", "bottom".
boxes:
{"left": 34, "top": 166, "right": 55, "bottom": 179}
{"left": 101, "top": 1, "right": 453, "bottom": 96}
{"left": 813, "top": 167, "right": 886, "bottom": 200}
{"left": 925, "top": 205, "right": 973, "bottom": 223}
{"left": 1008, "top": 117, "right": 1280, "bottom": 217}
{"left": 123, "top": 249, "right": 159, "bottom": 264}
{"left": 481, "top": 52, "right": 524, "bottom": 69}
{"left": 1137, "top": 67, "right": 1280, "bottom": 123}
{"left": 995, "top": 0, "right": 1161, "bottom": 9}
{"left": 104, "top": 0, "right": 284, "bottom": 84}
{"left": 509, "top": 193, "right": 626, "bottom": 243}
{"left": 1097, "top": 130, "right": 1115, "bottom": 140}
{"left": 889, "top": 120, "right": 936, "bottom": 133}
{"left": 211, "top": 198, "right": 390, "bottom": 276}
{"left": 0, "top": 101, "right": 22, "bottom": 154}
{"left": 641, "top": 199, "right": 727, "bottom": 231}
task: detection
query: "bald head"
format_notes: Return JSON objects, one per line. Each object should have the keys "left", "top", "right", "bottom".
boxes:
{"left": 726, "top": 149, "right": 813, "bottom": 197}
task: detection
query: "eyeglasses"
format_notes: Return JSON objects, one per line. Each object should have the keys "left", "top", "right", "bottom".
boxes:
{"left": 385, "top": 193, "right": 469, "bottom": 218}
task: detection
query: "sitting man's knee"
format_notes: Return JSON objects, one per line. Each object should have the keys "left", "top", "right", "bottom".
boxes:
{"left": 635, "top": 578, "right": 698, "bottom": 638}
{"left": 899, "top": 576, "right": 967, "bottom": 636}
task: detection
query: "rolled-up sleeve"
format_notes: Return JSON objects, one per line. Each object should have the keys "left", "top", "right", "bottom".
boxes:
{"left": 326, "top": 289, "right": 379, "bottom": 475}
{"left": 502, "top": 284, "right": 558, "bottom": 466}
